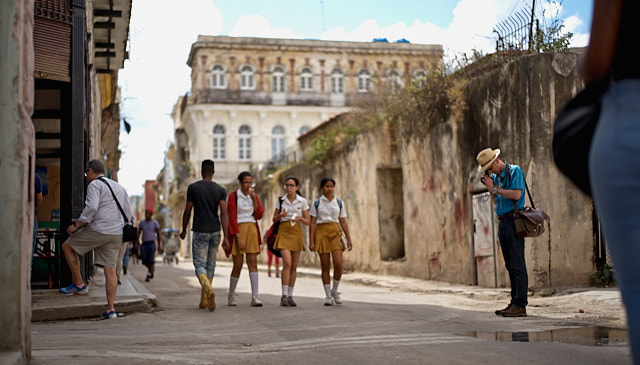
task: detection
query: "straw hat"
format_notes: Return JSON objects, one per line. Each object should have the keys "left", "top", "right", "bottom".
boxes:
{"left": 476, "top": 148, "right": 500, "bottom": 171}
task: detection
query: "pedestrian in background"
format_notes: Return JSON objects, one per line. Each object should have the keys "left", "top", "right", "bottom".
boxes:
{"left": 226, "top": 171, "right": 264, "bottom": 307}
{"left": 137, "top": 209, "right": 161, "bottom": 282}
{"left": 477, "top": 148, "right": 528, "bottom": 317}
{"left": 180, "top": 160, "right": 229, "bottom": 311}
{"left": 266, "top": 244, "right": 280, "bottom": 278}
{"left": 273, "top": 176, "right": 309, "bottom": 307}
{"left": 59, "top": 159, "right": 133, "bottom": 319}
{"left": 32, "top": 173, "right": 43, "bottom": 266}
{"left": 309, "top": 177, "right": 352, "bottom": 306}
{"left": 581, "top": 0, "right": 640, "bottom": 361}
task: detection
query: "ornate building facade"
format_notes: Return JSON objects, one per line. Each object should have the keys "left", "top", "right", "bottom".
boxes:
{"left": 174, "top": 35, "right": 443, "bottom": 183}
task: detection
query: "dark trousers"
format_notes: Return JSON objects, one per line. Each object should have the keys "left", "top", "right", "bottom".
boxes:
{"left": 498, "top": 217, "right": 528, "bottom": 308}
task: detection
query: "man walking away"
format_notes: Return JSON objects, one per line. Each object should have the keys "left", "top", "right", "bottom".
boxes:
{"left": 60, "top": 159, "right": 133, "bottom": 319}
{"left": 138, "top": 209, "right": 162, "bottom": 282}
{"left": 180, "top": 160, "right": 229, "bottom": 311}
{"left": 477, "top": 148, "right": 528, "bottom": 317}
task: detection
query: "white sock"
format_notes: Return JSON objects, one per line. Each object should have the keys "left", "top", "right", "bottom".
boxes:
{"left": 288, "top": 286, "right": 294, "bottom": 297}
{"left": 324, "top": 284, "right": 332, "bottom": 298}
{"left": 332, "top": 279, "right": 340, "bottom": 294}
{"left": 249, "top": 272, "right": 259, "bottom": 296}
{"left": 229, "top": 276, "right": 239, "bottom": 295}
{"left": 282, "top": 285, "right": 289, "bottom": 296}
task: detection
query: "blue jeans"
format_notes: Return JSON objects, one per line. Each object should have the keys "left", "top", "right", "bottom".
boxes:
{"left": 192, "top": 232, "right": 221, "bottom": 278}
{"left": 498, "top": 217, "right": 528, "bottom": 308}
{"left": 590, "top": 79, "right": 640, "bottom": 362}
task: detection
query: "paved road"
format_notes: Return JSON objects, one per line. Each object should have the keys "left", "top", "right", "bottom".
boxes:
{"left": 31, "top": 260, "right": 631, "bottom": 364}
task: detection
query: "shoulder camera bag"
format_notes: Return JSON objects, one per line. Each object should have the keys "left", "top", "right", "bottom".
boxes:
{"left": 98, "top": 177, "right": 137, "bottom": 242}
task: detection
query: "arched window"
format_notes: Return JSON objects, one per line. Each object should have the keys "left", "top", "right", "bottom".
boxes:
{"left": 271, "top": 125, "right": 285, "bottom": 161}
{"left": 299, "top": 126, "right": 310, "bottom": 135}
{"left": 413, "top": 70, "right": 427, "bottom": 86}
{"left": 212, "top": 124, "right": 226, "bottom": 160}
{"left": 331, "top": 68, "right": 344, "bottom": 94}
{"left": 272, "top": 67, "right": 285, "bottom": 92}
{"left": 358, "top": 69, "right": 371, "bottom": 92}
{"left": 211, "top": 65, "right": 226, "bottom": 89}
{"left": 240, "top": 66, "right": 254, "bottom": 90}
{"left": 300, "top": 67, "right": 313, "bottom": 91}
{"left": 238, "top": 125, "right": 251, "bottom": 160}
{"left": 388, "top": 70, "right": 403, "bottom": 91}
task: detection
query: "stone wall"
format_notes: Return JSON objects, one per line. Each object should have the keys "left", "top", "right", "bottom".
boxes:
{"left": 256, "top": 51, "right": 595, "bottom": 289}
{"left": 0, "top": 0, "right": 34, "bottom": 362}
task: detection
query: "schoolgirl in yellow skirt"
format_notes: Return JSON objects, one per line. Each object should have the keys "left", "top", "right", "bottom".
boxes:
{"left": 226, "top": 172, "right": 264, "bottom": 307}
{"left": 272, "top": 176, "right": 309, "bottom": 307}
{"left": 309, "top": 177, "right": 353, "bottom": 306}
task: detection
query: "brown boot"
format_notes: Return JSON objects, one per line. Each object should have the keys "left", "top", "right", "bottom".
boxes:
{"left": 495, "top": 304, "right": 511, "bottom": 316}
{"left": 207, "top": 277, "right": 216, "bottom": 311}
{"left": 501, "top": 305, "right": 526, "bottom": 317}
{"left": 199, "top": 286, "right": 207, "bottom": 309}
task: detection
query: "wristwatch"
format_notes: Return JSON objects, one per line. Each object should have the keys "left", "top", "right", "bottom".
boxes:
{"left": 492, "top": 186, "right": 497, "bottom": 194}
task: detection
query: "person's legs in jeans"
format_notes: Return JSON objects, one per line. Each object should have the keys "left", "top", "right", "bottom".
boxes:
{"left": 498, "top": 219, "right": 528, "bottom": 308}
{"left": 498, "top": 222, "right": 515, "bottom": 306}
{"left": 205, "top": 232, "right": 221, "bottom": 279}
{"left": 122, "top": 243, "right": 129, "bottom": 274}
{"left": 590, "top": 80, "right": 640, "bottom": 361}
{"left": 192, "top": 232, "right": 218, "bottom": 310}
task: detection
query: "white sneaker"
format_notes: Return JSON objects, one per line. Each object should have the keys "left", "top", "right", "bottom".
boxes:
{"left": 251, "top": 295, "right": 263, "bottom": 307}
{"left": 324, "top": 297, "right": 334, "bottom": 306}
{"left": 332, "top": 291, "right": 342, "bottom": 304}
{"left": 228, "top": 292, "right": 237, "bottom": 306}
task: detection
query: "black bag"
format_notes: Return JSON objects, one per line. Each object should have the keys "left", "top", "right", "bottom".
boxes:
{"left": 265, "top": 197, "right": 283, "bottom": 257}
{"left": 552, "top": 81, "right": 608, "bottom": 197}
{"left": 98, "top": 177, "right": 137, "bottom": 242}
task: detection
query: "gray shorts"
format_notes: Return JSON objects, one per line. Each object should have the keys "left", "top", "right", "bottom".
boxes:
{"left": 66, "top": 225, "right": 122, "bottom": 268}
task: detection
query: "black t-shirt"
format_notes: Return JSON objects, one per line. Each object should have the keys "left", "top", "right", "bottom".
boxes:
{"left": 613, "top": 1, "right": 640, "bottom": 80}
{"left": 186, "top": 180, "right": 227, "bottom": 233}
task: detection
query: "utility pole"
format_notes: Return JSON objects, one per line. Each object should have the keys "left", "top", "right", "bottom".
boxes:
{"left": 528, "top": 0, "right": 536, "bottom": 51}
{"left": 320, "top": 0, "right": 326, "bottom": 33}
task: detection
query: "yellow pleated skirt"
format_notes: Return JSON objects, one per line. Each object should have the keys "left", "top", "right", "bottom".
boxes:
{"left": 314, "top": 222, "right": 343, "bottom": 254}
{"left": 274, "top": 221, "right": 305, "bottom": 252}
{"left": 232, "top": 222, "right": 260, "bottom": 255}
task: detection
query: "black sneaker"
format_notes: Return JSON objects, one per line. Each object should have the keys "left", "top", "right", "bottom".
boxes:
{"left": 145, "top": 274, "right": 151, "bottom": 282}
{"left": 280, "top": 295, "right": 289, "bottom": 307}
{"left": 287, "top": 296, "right": 297, "bottom": 307}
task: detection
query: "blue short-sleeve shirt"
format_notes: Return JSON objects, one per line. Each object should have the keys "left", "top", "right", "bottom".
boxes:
{"left": 492, "top": 163, "right": 525, "bottom": 217}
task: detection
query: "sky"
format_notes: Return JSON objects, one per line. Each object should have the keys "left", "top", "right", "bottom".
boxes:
{"left": 117, "top": 0, "right": 593, "bottom": 196}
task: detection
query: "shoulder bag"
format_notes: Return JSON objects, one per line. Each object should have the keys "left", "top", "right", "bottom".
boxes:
{"left": 552, "top": 81, "right": 608, "bottom": 197}
{"left": 98, "top": 177, "right": 137, "bottom": 242}
{"left": 265, "top": 197, "right": 283, "bottom": 257}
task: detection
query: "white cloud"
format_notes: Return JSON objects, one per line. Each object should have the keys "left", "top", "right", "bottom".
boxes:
{"left": 117, "top": 0, "right": 222, "bottom": 195}
{"left": 230, "top": 15, "right": 305, "bottom": 39}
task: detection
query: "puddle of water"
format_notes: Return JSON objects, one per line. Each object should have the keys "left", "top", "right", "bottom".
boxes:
{"left": 457, "top": 326, "right": 627, "bottom": 347}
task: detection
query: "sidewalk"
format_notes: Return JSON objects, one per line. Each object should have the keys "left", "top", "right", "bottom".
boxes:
{"left": 31, "top": 258, "right": 625, "bottom": 328}
{"left": 31, "top": 267, "right": 157, "bottom": 321}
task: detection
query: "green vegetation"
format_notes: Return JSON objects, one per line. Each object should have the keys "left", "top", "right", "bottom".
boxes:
{"left": 591, "top": 264, "right": 615, "bottom": 288}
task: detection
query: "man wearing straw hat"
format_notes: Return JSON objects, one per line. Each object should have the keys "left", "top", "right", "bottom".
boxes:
{"left": 476, "top": 147, "right": 527, "bottom": 317}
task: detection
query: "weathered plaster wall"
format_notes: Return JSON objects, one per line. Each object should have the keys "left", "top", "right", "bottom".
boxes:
{"left": 461, "top": 52, "right": 593, "bottom": 288}
{"left": 0, "top": 0, "right": 34, "bottom": 362}
{"left": 258, "top": 52, "right": 595, "bottom": 289}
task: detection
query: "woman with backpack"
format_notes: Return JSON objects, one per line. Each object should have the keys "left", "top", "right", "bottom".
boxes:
{"left": 309, "top": 177, "right": 352, "bottom": 306}
{"left": 226, "top": 171, "right": 264, "bottom": 307}
{"left": 273, "top": 175, "right": 309, "bottom": 307}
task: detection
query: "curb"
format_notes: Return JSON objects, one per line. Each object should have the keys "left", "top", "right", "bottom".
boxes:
{"left": 31, "top": 273, "right": 157, "bottom": 322}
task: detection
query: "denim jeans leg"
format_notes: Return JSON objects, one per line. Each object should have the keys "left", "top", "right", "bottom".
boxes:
{"left": 498, "top": 219, "right": 528, "bottom": 308}
{"left": 192, "top": 232, "right": 210, "bottom": 277}
{"left": 590, "top": 79, "right": 640, "bottom": 362}
{"left": 205, "top": 232, "right": 221, "bottom": 278}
